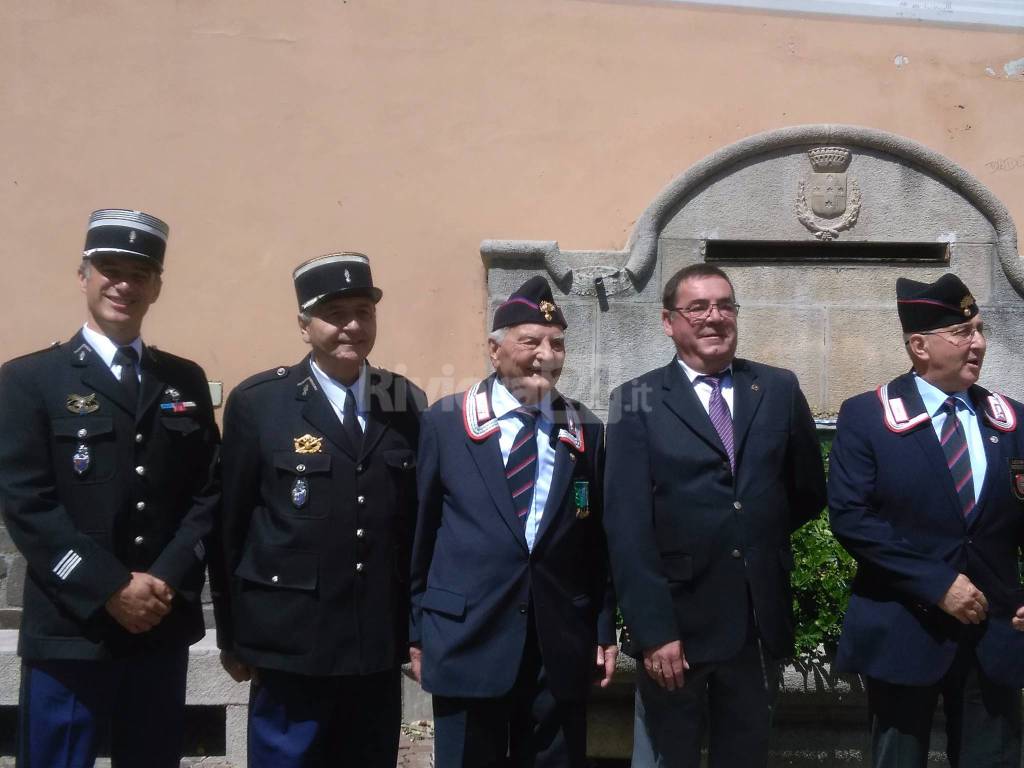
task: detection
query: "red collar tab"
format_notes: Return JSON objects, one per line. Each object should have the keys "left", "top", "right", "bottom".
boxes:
{"left": 983, "top": 392, "right": 1017, "bottom": 432}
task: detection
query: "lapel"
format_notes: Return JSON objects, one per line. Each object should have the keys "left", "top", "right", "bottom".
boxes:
{"left": 359, "top": 366, "right": 391, "bottom": 461}
{"left": 296, "top": 357, "right": 359, "bottom": 460}
{"left": 71, "top": 331, "right": 136, "bottom": 416}
{"left": 660, "top": 358, "right": 729, "bottom": 463}
{"left": 138, "top": 345, "right": 169, "bottom": 422}
{"left": 887, "top": 373, "right": 966, "bottom": 527}
{"left": 462, "top": 376, "right": 529, "bottom": 552}
{"left": 731, "top": 359, "right": 764, "bottom": 467}
{"left": 533, "top": 397, "right": 582, "bottom": 548}
{"left": 965, "top": 384, "right": 1011, "bottom": 531}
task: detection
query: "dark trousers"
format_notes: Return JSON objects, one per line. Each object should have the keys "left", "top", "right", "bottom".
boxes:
{"left": 432, "top": 619, "right": 587, "bottom": 768}
{"left": 631, "top": 631, "right": 779, "bottom": 768}
{"left": 17, "top": 644, "right": 189, "bottom": 768}
{"left": 868, "top": 647, "right": 1022, "bottom": 768}
{"left": 248, "top": 666, "right": 402, "bottom": 768}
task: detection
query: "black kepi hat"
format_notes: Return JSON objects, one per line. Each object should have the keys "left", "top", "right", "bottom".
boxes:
{"left": 896, "top": 273, "right": 978, "bottom": 333}
{"left": 492, "top": 275, "right": 567, "bottom": 331}
{"left": 83, "top": 209, "right": 169, "bottom": 270}
{"left": 293, "top": 252, "right": 383, "bottom": 312}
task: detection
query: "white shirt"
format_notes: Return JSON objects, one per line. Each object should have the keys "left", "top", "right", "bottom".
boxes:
{"left": 913, "top": 374, "right": 987, "bottom": 502}
{"left": 81, "top": 324, "right": 142, "bottom": 383}
{"left": 309, "top": 358, "right": 368, "bottom": 432}
{"left": 491, "top": 378, "right": 556, "bottom": 552}
{"left": 676, "top": 357, "right": 734, "bottom": 416}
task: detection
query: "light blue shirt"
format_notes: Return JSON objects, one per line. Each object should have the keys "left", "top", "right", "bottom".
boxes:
{"left": 81, "top": 324, "right": 143, "bottom": 383}
{"left": 913, "top": 374, "right": 987, "bottom": 502}
{"left": 491, "top": 378, "right": 556, "bottom": 552}
{"left": 309, "top": 358, "right": 368, "bottom": 432}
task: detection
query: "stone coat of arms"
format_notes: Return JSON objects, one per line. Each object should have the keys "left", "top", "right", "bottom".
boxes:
{"left": 796, "top": 146, "right": 861, "bottom": 241}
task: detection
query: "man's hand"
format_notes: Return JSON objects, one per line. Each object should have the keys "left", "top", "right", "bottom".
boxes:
{"left": 938, "top": 573, "right": 989, "bottom": 625}
{"left": 409, "top": 645, "right": 423, "bottom": 684}
{"left": 643, "top": 640, "right": 688, "bottom": 691}
{"left": 1012, "top": 605, "right": 1024, "bottom": 632}
{"left": 220, "top": 651, "right": 254, "bottom": 683}
{"left": 595, "top": 644, "right": 619, "bottom": 688}
{"left": 105, "top": 572, "right": 174, "bottom": 634}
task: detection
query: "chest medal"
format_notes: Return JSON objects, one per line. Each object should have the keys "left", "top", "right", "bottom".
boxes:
{"left": 574, "top": 479, "right": 590, "bottom": 519}
{"left": 291, "top": 477, "right": 310, "bottom": 508}
{"left": 72, "top": 444, "right": 91, "bottom": 476}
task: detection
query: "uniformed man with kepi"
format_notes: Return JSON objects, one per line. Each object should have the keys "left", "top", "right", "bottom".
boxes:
{"left": 0, "top": 209, "right": 221, "bottom": 767}
{"left": 210, "top": 252, "right": 425, "bottom": 767}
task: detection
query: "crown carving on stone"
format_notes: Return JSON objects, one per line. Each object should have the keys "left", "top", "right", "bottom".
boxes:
{"left": 807, "top": 147, "right": 852, "bottom": 172}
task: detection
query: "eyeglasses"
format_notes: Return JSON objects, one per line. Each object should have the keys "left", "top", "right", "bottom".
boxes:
{"left": 669, "top": 301, "right": 741, "bottom": 323}
{"left": 916, "top": 325, "right": 984, "bottom": 347}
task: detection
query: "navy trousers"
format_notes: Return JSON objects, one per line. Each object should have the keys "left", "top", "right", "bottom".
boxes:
{"left": 248, "top": 666, "right": 402, "bottom": 768}
{"left": 17, "top": 644, "right": 189, "bottom": 768}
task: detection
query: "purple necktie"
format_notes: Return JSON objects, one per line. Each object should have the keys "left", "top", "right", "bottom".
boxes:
{"left": 698, "top": 374, "right": 735, "bottom": 474}
{"left": 939, "top": 397, "right": 975, "bottom": 517}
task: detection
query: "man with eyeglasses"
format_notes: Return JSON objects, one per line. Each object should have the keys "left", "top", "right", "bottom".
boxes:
{"left": 0, "top": 209, "right": 220, "bottom": 767}
{"left": 829, "top": 273, "right": 1024, "bottom": 767}
{"left": 604, "top": 263, "right": 826, "bottom": 767}
{"left": 209, "top": 253, "right": 425, "bottom": 767}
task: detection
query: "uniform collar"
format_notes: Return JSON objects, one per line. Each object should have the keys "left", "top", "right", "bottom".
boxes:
{"left": 309, "top": 358, "right": 367, "bottom": 412}
{"left": 490, "top": 377, "right": 555, "bottom": 423}
{"left": 80, "top": 323, "right": 143, "bottom": 369}
{"left": 912, "top": 372, "right": 974, "bottom": 418}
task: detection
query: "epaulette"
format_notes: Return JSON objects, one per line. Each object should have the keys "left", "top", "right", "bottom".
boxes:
{"left": 5, "top": 341, "right": 64, "bottom": 366}
{"left": 236, "top": 365, "right": 292, "bottom": 391}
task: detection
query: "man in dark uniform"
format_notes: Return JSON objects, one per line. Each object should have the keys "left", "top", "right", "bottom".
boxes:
{"left": 603, "top": 263, "right": 826, "bottom": 767}
{"left": 409, "top": 276, "right": 617, "bottom": 768}
{"left": 210, "top": 252, "right": 424, "bottom": 767}
{"left": 0, "top": 209, "right": 220, "bottom": 767}
{"left": 830, "top": 273, "right": 1024, "bottom": 767}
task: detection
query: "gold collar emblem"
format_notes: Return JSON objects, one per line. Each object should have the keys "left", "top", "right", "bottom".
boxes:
{"left": 66, "top": 393, "right": 99, "bottom": 414}
{"left": 960, "top": 294, "right": 975, "bottom": 317}
{"left": 539, "top": 300, "right": 556, "bottom": 322}
{"left": 294, "top": 434, "right": 324, "bottom": 454}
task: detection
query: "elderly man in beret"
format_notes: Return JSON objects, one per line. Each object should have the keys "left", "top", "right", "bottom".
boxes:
{"left": 0, "top": 209, "right": 220, "bottom": 767}
{"left": 409, "top": 275, "right": 617, "bottom": 767}
{"left": 210, "top": 252, "right": 425, "bottom": 767}
{"left": 830, "top": 273, "right": 1024, "bottom": 766}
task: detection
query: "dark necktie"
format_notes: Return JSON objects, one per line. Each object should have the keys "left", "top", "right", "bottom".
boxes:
{"left": 113, "top": 346, "right": 140, "bottom": 408}
{"left": 939, "top": 397, "right": 975, "bottom": 517}
{"left": 697, "top": 374, "right": 735, "bottom": 474}
{"left": 343, "top": 387, "right": 363, "bottom": 449}
{"left": 505, "top": 408, "right": 538, "bottom": 525}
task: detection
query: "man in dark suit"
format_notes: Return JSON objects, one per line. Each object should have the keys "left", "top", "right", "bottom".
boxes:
{"left": 829, "top": 273, "right": 1024, "bottom": 767}
{"left": 210, "top": 252, "right": 424, "bottom": 767}
{"left": 604, "top": 263, "right": 826, "bottom": 767}
{"left": 0, "top": 209, "right": 220, "bottom": 767}
{"left": 409, "top": 276, "right": 617, "bottom": 767}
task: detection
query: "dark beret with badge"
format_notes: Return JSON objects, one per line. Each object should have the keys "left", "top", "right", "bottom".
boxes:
{"left": 896, "top": 273, "right": 978, "bottom": 333}
{"left": 83, "top": 209, "right": 169, "bottom": 270}
{"left": 491, "top": 275, "right": 567, "bottom": 331}
{"left": 293, "top": 252, "right": 383, "bottom": 312}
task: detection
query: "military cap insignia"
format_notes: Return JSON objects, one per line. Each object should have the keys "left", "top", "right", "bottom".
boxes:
{"left": 66, "top": 393, "right": 99, "bottom": 414}
{"left": 294, "top": 434, "right": 325, "bottom": 454}
{"left": 960, "top": 294, "right": 975, "bottom": 316}
{"left": 345, "top": 269, "right": 352, "bottom": 283}
{"left": 539, "top": 300, "right": 556, "bottom": 322}
{"left": 128, "top": 230, "right": 137, "bottom": 244}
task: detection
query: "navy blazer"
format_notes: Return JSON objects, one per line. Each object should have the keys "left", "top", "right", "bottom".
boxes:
{"left": 604, "top": 357, "right": 826, "bottom": 663}
{"left": 830, "top": 372, "right": 1024, "bottom": 686}
{"left": 409, "top": 377, "right": 615, "bottom": 702}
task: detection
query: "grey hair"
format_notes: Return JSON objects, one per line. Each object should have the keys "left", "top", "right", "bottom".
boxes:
{"left": 488, "top": 328, "right": 508, "bottom": 344}
{"left": 78, "top": 259, "right": 91, "bottom": 278}
{"left": 298, "top": 310, "right": 312, "bottom": 324}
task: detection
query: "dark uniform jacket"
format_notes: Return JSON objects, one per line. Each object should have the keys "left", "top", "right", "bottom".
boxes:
{"left": 211, "top": 357, "right": 424, "bottom": 676}
{"left": 409, "top": 376, "right": 615, "bottom": 702}
{"left": 830, "top": 373, "right": 1024, "bottom": 687}
{"left": 0, "top": 330, "right": 220, "bottom": 660}
{"left": 604, "top": 357, "right": 826, "bottom": 663}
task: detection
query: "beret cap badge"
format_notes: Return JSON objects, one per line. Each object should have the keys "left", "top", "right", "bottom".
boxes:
{"left": 539, "top": 300, "right": 556, "bottom": 322}
{"left": 961, "top": 294, "right": 975, "bottom": 316}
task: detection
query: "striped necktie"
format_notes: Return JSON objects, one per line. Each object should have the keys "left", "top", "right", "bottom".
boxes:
{"left": 697, "top": 374, "right": 735, "bottom": 474}
{"left": 939, "top": 397, "right": 975, "bottom": 517}
{"left": 505, "top": 408, "right": 538, "bottom": 525}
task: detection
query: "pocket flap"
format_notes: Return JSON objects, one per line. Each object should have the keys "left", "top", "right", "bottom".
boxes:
{"left": 420, "top": 586, "right": 466, "bottom": 618}
{"left": 272, "top": 452, "right": 332, "bottom": 475}
{"left": 161, "top": 416, "right": 202, "bottom": 435}
{"left": 661, "top": 553, "right": 693, "bottom": 583}
{"left": 52, "top": 416, "right": 114, "bottom": 439}
{"left": 235, "top": 544, "right": 318, "bottom": 590}
{"left": 383, "top": 449, "right": 416, "bottom": 470}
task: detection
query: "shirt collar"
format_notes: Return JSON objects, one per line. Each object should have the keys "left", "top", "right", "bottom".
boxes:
{"left": 676, "top": 357, "right": 733, "bottom": 385}
{"left": 912, "top": 372, "right": 974, "bottom": 417}
{"left": 490, "top": 377, "right": 555, "bottom": 422}
{"left": 309, "top": 358, "right": 367, "bottom": 412}
{"left": 81, "top": 324, "right": 143, "bottom": 369}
